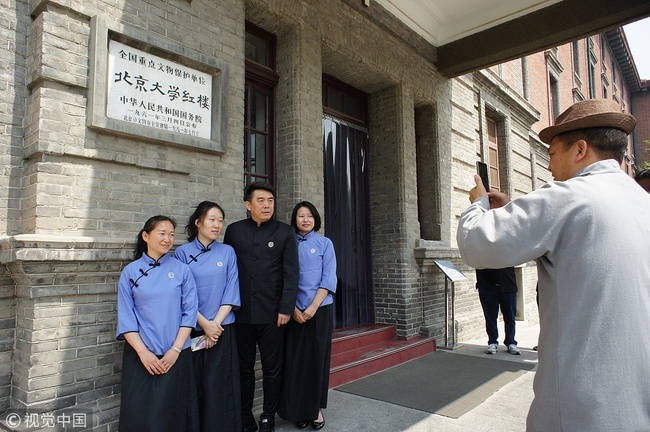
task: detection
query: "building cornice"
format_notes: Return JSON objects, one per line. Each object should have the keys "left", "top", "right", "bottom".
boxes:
{"left": 604, "top": 28, "right": 641, "bottom": 93}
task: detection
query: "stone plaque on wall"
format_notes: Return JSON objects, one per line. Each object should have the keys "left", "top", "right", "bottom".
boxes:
{"left": 107, "top": 40, "right": 212, "bottom": 140}
{"left": 88, "top": 17, "right": 228, "bottom": 153}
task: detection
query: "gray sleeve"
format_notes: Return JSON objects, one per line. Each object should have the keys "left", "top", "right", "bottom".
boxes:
{"left": 456, "top": 188, "right": 562, "bottom": 269}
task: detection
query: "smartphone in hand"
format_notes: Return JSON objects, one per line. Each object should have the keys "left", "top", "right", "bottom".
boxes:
{"left": 191, "top": 336, "right": 207, "bottom": 351}
{"left": 476, "top": 161, "right": 490, "bottom": 192}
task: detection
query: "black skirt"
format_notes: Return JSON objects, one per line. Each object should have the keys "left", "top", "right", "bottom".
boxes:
{"left": 278, "top": 304, "right": 333, "bottom": 422}
{"left": 191, "top": 323, "right": 242, "bottom": 431}
{"left": 119, "top": 342, "right": 199, "bottom": 432}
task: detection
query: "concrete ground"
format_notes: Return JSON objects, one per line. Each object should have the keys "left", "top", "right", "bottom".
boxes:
{"left": 270, "top": 321, "right": 540, "bottom": 432}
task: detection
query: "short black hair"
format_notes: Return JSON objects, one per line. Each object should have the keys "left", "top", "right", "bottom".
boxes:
{"left": 290, "top": 201, "right": 322, "bottom": 232}
{"left": 244, "top": 181, "right": 275, "bottom": 202}
{"left": 557, "top": 127, "right": 628, "bottom": 163}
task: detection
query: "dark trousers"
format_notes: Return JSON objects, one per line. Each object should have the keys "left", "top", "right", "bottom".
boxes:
{"left": 236, "top": 322, "right": 285, "bottom": 425}
{"left": 478, "top": 287, "right": 518, "bottom": 346}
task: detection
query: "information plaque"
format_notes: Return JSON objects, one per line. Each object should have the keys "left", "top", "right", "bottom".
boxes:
{"left": 433, "top": 260, "right": 466, "bottom": 349}
{"left": 433, "top": 260, "right": 466, "bottom": 282}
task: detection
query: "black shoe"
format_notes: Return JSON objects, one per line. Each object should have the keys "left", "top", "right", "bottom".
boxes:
{"left": 243, "top": 422, "right": 259, "bottom": 432}
{"left": 295, "top": 421, "right": 310, "bottom": 429}
{"left": 259, "top": 417, "right": 275, "bottom": 432}
{"left": 311, "top": 413, "right": 324, "bottom": 430}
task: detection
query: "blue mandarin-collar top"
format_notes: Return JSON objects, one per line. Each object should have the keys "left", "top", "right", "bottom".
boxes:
{"left": 174, "top": 238, "right": 241, "bottom": 327}
{"left": 295, "top": 230, "right": 337, "bottom": 310}
{"left": 116, "top": 252, "right": 198, "bottom": 355}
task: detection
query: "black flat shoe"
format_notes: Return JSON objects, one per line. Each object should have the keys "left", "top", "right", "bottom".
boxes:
{"left": 295, "top": 421, "right": 309, "bottom": 429}
{"left": 311, "top": 417, "right": 324, "bottom": 430}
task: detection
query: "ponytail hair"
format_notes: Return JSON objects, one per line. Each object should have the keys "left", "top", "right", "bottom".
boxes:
{"left": 134, "top": 215, "right": 177, "bottom": 259}
{"left": 185, "top": 201, "right": 225, "bottom": 241}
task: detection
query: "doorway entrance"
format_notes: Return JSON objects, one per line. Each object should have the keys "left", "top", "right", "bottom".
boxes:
{"left": 322, "top": 114, "right": 374, "bottom": 328}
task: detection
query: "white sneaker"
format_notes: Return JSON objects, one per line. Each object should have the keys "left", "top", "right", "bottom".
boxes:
{"left": 507, "top": 344, "right": 521, "bottom": 355}
{"left": 486, "top": 343, "right": 498, "bottom": 354}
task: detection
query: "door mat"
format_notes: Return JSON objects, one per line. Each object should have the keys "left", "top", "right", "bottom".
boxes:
{"left": 334, "top": 351, "right": 535, "bottom": 418}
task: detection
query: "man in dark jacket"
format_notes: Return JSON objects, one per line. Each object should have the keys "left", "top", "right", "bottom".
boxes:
{"left": 475, "top": 267, "right": 520, "bottom": 355}
{"left": 224, "top": 181, "right": 299, "bottom": 432}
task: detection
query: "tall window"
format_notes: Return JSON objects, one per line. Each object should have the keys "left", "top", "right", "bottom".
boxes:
{"left": 415, "top": 104, "right": 440, "bottom": 241}
{"left": 612, "top": 59, "right": 618, "bottom": 100}
{"left": 522, "top": 57, "right": 529, "bottom": 101}
{"left": 621, "top": 84, "right": 625, "bottom": 102}
{"left": 244, "top": 23, "right": 278, "bottom": 187}
{"left": 588, "top": 60, "right": 597, "bottom": 99}
{"left": 545, "top": 49, "right": 563, "bottom": 124}
{"left": 587, "top": 38, "right": 598, "bottom": 99}
{"left": 486, "top": 117, "right": 501, "bottom": 192}
{"left": 549, "top": 74, "right": 560, "bottom": 121}
{"left": 572, "top": 41, "right": 581, "bottom": 75}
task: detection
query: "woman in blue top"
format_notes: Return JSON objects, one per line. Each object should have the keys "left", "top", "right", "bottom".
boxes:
{"left": 174, "top": 201, "right": 242, "bottom": 431}
{"left": 117, "top": 215, "right": 199, "bottom": 432}
{"left": 278, "top": 201, "right": 337, "bottom": 430}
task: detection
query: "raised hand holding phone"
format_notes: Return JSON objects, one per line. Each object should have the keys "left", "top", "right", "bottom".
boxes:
{"left": 476, "top": 161, "right": 490, "bottom": 192}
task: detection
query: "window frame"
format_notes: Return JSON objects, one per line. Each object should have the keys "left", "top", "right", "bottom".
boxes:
{"left": 485, "top": 116, "right": 501, "bottom": 193}
{"left": 244, "top": 22, "right": 279, "bottom": 188}
{"left": 322, "top": 74, "right": 368, "bottom": 127}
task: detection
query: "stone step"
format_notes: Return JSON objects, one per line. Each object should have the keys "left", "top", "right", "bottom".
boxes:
{"left": 329, "top": 324, "right": 436, "bottom": 388}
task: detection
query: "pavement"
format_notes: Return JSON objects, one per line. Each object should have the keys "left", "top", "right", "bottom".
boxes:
{"left": 269, "top": 321, "right": 540, "bottom": 432}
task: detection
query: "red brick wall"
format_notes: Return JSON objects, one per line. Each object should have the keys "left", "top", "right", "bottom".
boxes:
{"left": 632, "top": 82, "right": 650, "bottom": 168}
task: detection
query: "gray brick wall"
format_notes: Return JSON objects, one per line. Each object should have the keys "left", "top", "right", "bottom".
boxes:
{"left": 368, "top": 85, "right": 425, "bottom": 337}
{"left": 0, "top": 0, "right": 29, "bottom": 238}
{"left": 0, "top": 0, "right": 29, "bottom": 415}
{"left": 0, "top": 264, "right": 15, "bottom": 411}
{"left": 2, "top": 237, "right": 130, "bottom": 430}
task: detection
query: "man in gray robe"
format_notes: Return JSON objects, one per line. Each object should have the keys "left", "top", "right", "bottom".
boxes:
{"left": 457, "top": 99, "right": 650, "bottom": 432}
